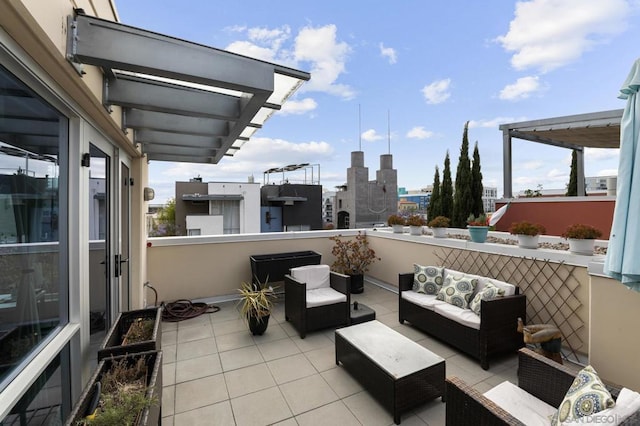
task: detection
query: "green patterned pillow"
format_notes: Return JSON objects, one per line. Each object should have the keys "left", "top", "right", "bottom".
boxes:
{"left": 551, "top": 365, "right": 615, "bottom": 425}
{"left": 469, "top": 283, "right": 505, "bottom": 315}
{"left": 412, "top": 265, "right": 444, "bottom": 295}
{"left": 436, "top": 272, "right": 478, "bottom": 309}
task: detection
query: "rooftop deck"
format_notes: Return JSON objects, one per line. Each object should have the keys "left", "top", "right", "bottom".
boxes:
{"left": 160, "top": 281, "right": 528, "bottom": 426}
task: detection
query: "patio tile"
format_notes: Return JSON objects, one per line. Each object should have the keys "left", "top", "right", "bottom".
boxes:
{"left": 173, "top": 400, "right": 235, "bottom": 426}
{"left": 295, "top": 400, "right": 360, "bottom": 425}
{"left": 416, "top": 336, "right": 457, "bottom": 359}
{"left": 396, "top": 414, "right": 429, "bottom": 425}
{"left": 163, "top": 362, "right": 176, "bottom": 386}
{"left": 304, "top": 346, "right": 336, "bottom": 373}
{"left": 267, "top": 353, "right": 318, "bottom": 384}
{"left": 224, "top": 363, "right": 277, "bottom": 398}
{"left": 213, "top": 318, "right": 247, "bottom": 336}
{"left": 215, "top": 330, "right": 255, "bottom": 352}
{"left": 174, "top": 374, "right": 228, "bottom": 414}
{"left": 209, "top": 305, "right": 242, "bottom": 323}
{"left": 279, "top": 320, "right": 300, "bottom": 338}
{"left": 219, "top": 345, "right": 264, "bottom": 371}
{"left": 176, "top": 337, "right": 217, "bottom": 361}
{"left": 162, "top": 321, "right": 178, "bottom": 331}
{"left": 177, "top": 314, "right": 213, "bottom": 328}
{"left": 376, "top": 312, "right": 400, "bottom": 328}
{"left": 162, "top": 330, "right": 178, "bottom": 346}
{"left": 293, "top": 332, "right": 333, "bottom": 353}
{"left": 162, "top": 384, "right": 175, "bottom": 416}
{"left": 230, "top": 387, "right": 293, "bottom": 426}
{"left": 177, "top": 323, "right": 213, "bottom": 343}
{"left": 175, "top": 353, "right": 222, "bottom": 383}
{"left": 257, "top": 337, "right": 301, "bottom": 361}
{"left": 279, "top": 374, "right": 339, "bottom": 415}
{"left": 342, "top": 391, "right": 393, "bottom": 426}
{"left": 162, "top": 343, "right": 177, "bottom": 364}
{"left": 251, "top": 322, "right": 288, "bottom": 343}
{"left": 366, "top": 302, "right": 392, "bottom": 316}
{"left": 391, "top": 324, "right": 428, "bottom": 341}
{"left": 413, "top": 398, "right": 446, "bottom": 426}
{"left": 161, "top": 416, "right": 174, "bottom": 426}
{"left": 272, "top": 419, "right": 298, "bottom": 426}
{"left": 320, "top": 366, "right": 363, "bottom": 398}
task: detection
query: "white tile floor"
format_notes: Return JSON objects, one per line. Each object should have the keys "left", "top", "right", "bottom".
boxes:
{"left": 160, "top": 282, "right": 522, "bottom": 426}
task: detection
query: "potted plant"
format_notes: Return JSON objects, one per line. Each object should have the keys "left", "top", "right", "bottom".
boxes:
{"left": 329, "top": 232, "right": 380, "bottom": 294}
{"left": 97, "top": 307, "right": 162, "bottom": 361}
{"left": 509, "top": 221, "right": 546, "bottom": 249}
{"left": 406, "top": 215, "right": 426, "bottom": 236}
{"left": 387, "top": 214, "right": 405, "bottom": 233}
{"left": 467, "top": 214, "right": 489, "bottom": 243}
{"left": 237, "top": 279, "right": 277, "bottom": 335}
{"left": 68, "top": 350, "right": 161, "bottom": 426}
{"left": 427, "top": 216, "right": 450, "bottom": 238}
{"left": 561, "top": 224, "right": 602, "bottom": 255}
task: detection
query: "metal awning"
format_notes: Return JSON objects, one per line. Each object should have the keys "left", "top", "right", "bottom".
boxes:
{"left": 182, "top": 194, "right": 243, "bottom": 201}
{"left": 499, "top": 109, "right": 623, "bottom": 198}
{"left": 66, "top": 11, "right": 310, "bottom": 164}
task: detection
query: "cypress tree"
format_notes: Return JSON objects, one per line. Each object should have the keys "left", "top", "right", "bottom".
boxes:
{"left": 566, "top": 150, "right": 578, "bottom": 196}
{"left": 452, "top": 122, "right": 473, "bottom": 228}
{"left": 471, "top": 141, "right": 484, "bottom": 217}
{"left": 428, "top": 166, "right": 442, "bottom": 220}
{"left": 441, "top": 151, "right": 454, "bottom": 220}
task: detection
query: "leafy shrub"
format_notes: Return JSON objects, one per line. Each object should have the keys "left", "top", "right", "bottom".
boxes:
{"left": 427, "top": 216, "right": 450, "bottom": 228}
{"left": 508, "top": 221, "right": 546, "bottom": 236}
{"left": 387, "top": 214, "right": 405, "bottom": 225}
{"left": 561, "top": 224, "right": 602, "bottom": 240}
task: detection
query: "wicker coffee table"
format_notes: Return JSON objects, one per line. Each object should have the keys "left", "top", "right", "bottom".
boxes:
{"left": 335, "top": 320, "right": 445, "bottom": 424}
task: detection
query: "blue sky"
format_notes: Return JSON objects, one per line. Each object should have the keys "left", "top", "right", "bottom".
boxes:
{"left": 117, "top": 0, "right": 640, "bottom": 205}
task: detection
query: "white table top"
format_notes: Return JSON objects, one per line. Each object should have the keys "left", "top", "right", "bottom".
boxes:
{"left": 336, "top": 320, "right": 444, "bottom": 379}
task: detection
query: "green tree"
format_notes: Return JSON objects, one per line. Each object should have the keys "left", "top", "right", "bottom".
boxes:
{"left": 151, "top": 198, "right": 177, "bottom": 236}
{"left": 441, "top": 151, "right": 454, "bottom": 220}
{"left": 471, "top": 141, "right": 484, "bottom": 217}
{"left": 452, "top": 122, "right": 473, "bottom": 228}
{"left": 428, "top": 166, "right": 442, "bottom": 220}
{"left": 566, "top": 150, "right": 578, "bottom": 196}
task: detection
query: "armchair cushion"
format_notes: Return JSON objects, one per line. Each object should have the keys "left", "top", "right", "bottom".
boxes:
{"left": 306, "top": 288, "right": 347, "bottom": 308}
{"left": 290, "top": 264, "right": 330, "bottom": 290}
{"left": 483, "top": 380, "right": 557, "bottom": 426}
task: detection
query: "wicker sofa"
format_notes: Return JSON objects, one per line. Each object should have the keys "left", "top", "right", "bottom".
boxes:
{"left": 398, "top": 268, "right": 526, "bottom": 370}
{"left": 446, "top": 348, "right": 640, "bottom": 425}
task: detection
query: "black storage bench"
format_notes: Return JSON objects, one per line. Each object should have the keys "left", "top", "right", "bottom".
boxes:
{"left": 250, "top": 251, "right": 321, "bottom": 284}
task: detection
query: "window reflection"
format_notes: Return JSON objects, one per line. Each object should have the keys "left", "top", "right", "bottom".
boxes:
{"left": 0, "top": 64, "right": 66, "bottom": 385}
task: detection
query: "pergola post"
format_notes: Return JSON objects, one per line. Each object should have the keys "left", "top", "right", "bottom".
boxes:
{"left": 503, "top": 129, "right": 513, "bottom": 199}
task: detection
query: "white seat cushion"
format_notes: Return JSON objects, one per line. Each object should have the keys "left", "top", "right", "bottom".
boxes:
{"left": 433, "top": 302, "right": 481, "bottom": 330}
{"left": 290, "top": 264, "right": 330, "bottom": 290}
{"left": 484, "top": 381, "right": 557, "bottom": 426}
{"left": 401, "top": 290, "right": 449, "bottom": 311}
{"left": 306, "top": 287, "right": 347, "bottom": 308}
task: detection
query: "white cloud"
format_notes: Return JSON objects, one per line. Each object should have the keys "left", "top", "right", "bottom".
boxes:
{"left": 406, "top": 126, "right": 434, "bottom": 140}
{"left": 422, "top": 78, "right": 451, "bottom": 104}
{"left": 499, "top": 76, "right": 541, "bottom": 100}
{"left": 496, "top": 0, "right": 630, "bottom": 72}
{"left": 521, "top": 160, "right": 543, "bottom": 170}
{"left": 379, "top": 43, "right": 397, "bottom": 64}
{"left": 361, "top": 129, "right": 384, "bottom": 141}
{"left": 468, "top": 116, "right": 527, "bottom": 128}
{"left": 596, "top": 169, "right": 618, "bottom": 176}
{"left": 294, "top": 25, "right": 355, "bottom": 99}
{"left": 585, "top": 147, "right": 619, "bottom": 161}
{"left": 279, "top": 98, "right": 318, "bottom": 115}
{"left": 226, "top": 41, "right": 278, "bottom": 62}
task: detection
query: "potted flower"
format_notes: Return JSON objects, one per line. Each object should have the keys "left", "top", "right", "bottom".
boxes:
{"left": 237, "top": 278, "right": 277, "bottom": 335}
{"left": 427, "top": 216, "right": 450, "bottom": 238}
{"left": 406, "top": 215, "right": 426, "bottom": 236}
{"left": 467, "top": 214, "right": 489, "bottom": 243}
{"left": 329, "top": 232, "right": 380, "bottom": 293}
{"left": 509, "top": 221, "right": 546, "bottom": 249}
{"left": 387, "top": 214, "right": 405, "bottom": 233}
{"left": 561, "top": 224, "right": 602, "bottom": 255}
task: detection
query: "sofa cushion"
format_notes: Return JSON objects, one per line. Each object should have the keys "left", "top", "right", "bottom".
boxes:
{"left": 484, "top": 381, "right": 557, "bottom": 426}
{"left": 551, "top": 365, "right": 615, "bottom": 425}
{"left": 401, "top": 291, "right": 448, "bottom": 311}
{"left": 436, "top": 271, "right": 478, "bottom": 309}
{"left": 413, "top": 264, "right": 444, "bottom": 295}
{"left": 469, "top": 283, "right": 505, "bottom": 316}
{"left": 306, "top": 287, "right": 347, "bottom": 308}
{"left": 565, "top": 387, "right": 640, "bottom": 426}
{"left": 433, "top": 302, "right": 481, "bottom": 330}
{"left": 291, "top": 264, "right": 330, "bottom": 290}
{"left": 476, "top": 277, "right": 516, "bottom": 297}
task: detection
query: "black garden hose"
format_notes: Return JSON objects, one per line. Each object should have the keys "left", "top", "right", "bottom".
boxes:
{"left": 160, "top": 299, "right": 220, "bottom": 322}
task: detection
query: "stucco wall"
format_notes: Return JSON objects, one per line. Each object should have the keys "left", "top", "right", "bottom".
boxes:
{"left": 589, "top": 271, "right": 640, "bottom": 391}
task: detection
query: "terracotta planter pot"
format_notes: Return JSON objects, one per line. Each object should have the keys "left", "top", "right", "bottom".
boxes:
{"left": 568, "top": 238, "right": 595, "bottom": 255}
{"left": 516, "top": 234, "right": 539, "bottom": 249}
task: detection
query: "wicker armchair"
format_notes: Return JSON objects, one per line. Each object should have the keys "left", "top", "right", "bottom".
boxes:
{"left": 284, "top": 265, "right": 350, "bottom": 339}
{"left": 445, "top": 348, "right": 640, "bottom": 425}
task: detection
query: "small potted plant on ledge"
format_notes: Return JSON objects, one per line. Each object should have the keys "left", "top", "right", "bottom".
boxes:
{"left": 238, "top": 278, "right": 277, "bottom": 335}
{"left": 561, "top": 223, "right": 602, "bottom": 255}
{"left": 427, "top": 216, "right": 450, "bottom": 238}
{"left": 467, "top": 214, "right": 489, "bottom": 243}
{"left": 387, "top": 214, "right": 405, "bottom": 233}
{"left": 509, "top": 221, "right": 546, "bottom": 249}
{"left": 406, "top": 215, "right": 426, "bottom": 236}
{"left": 330, "top": 232, "right": 380, "bottom": 294}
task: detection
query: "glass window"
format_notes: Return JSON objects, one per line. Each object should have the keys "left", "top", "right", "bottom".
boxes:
{"left": 0, "top": 64, "right": 67, "bottom": 386}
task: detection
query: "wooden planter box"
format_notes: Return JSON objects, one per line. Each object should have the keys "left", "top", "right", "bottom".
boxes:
{"left": 250, "top": 250, "right": 321, "bottom": 284}
{"left": 66, "top": 350, "right": 162, "bottom": 426}
{"left": 97, "top": 307, "right": 162, "bottom": 361}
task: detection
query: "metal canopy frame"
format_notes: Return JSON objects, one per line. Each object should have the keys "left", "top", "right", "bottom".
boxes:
{"left": 66, "top": 11, "right": 310, "bottom": 164}
{"left": 499, "top": 109, "right": 623, "bottom": 198}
